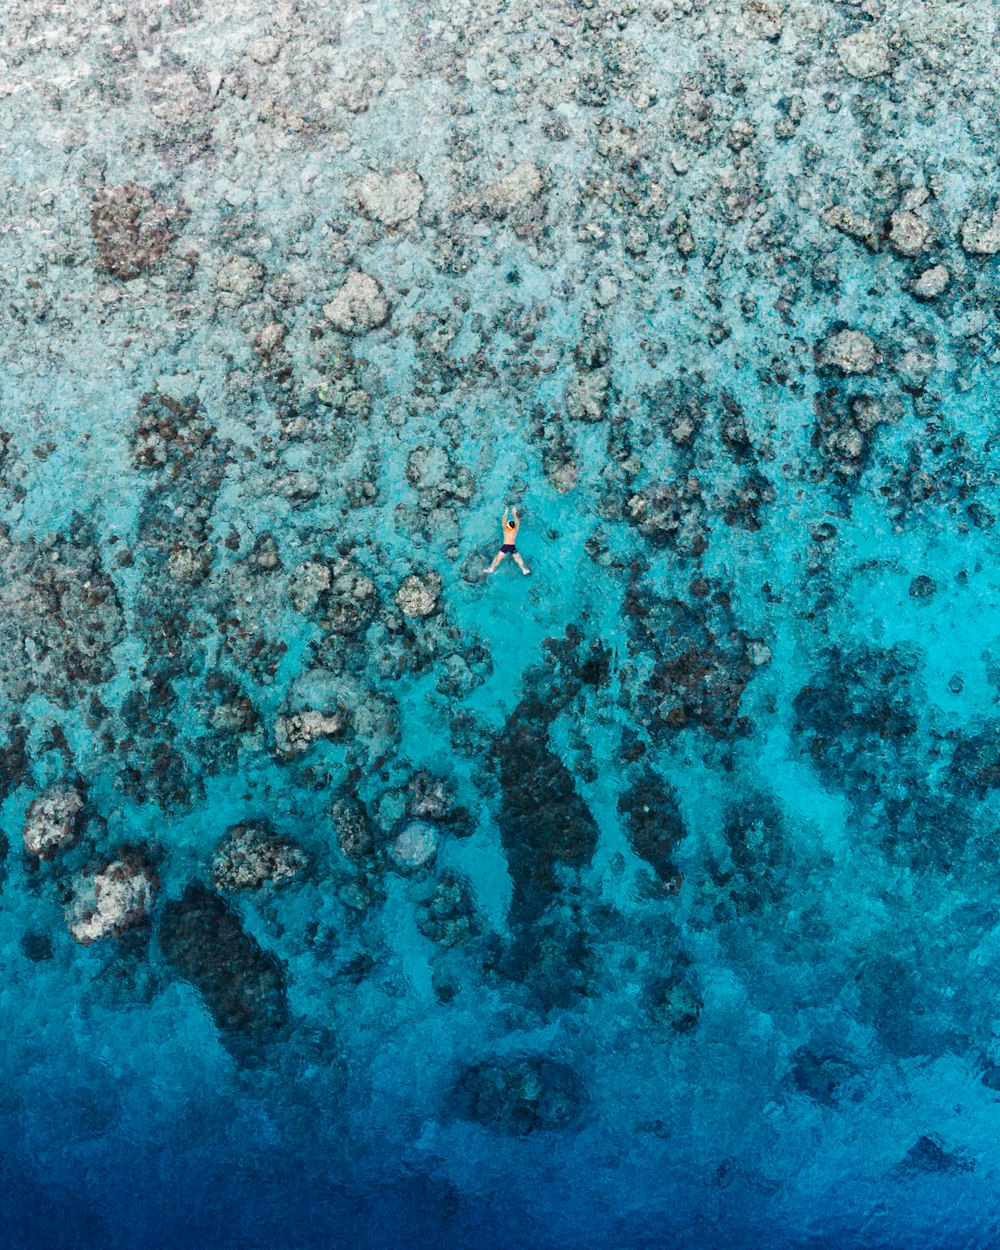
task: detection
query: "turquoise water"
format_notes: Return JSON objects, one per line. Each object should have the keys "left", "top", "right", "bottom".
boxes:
{"left": 3, "top": 0, "right": 1000, "bottom": 1245}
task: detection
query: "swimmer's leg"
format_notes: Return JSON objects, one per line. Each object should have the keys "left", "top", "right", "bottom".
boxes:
{"left": 513, "top": 552, "right": 531, "bottom": 576}
{"left": 483, "top": 550, "right": 507, "bottom": 576}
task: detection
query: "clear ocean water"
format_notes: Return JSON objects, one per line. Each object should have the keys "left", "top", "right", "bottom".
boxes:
{"left": 3, "top": 1, "right": 1000, "bottom": 1246}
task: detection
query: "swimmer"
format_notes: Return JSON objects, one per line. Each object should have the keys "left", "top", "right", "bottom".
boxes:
{"left": 483, "top": 506, "right": 531, "bottom": 576}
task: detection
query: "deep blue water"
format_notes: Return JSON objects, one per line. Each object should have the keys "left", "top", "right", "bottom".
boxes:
{"left": 3, "top": 1, "right": 1000, "bottom": 1246}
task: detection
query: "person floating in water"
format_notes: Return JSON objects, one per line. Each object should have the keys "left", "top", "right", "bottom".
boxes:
{"left": 484, "top": 506, "right": 531, "bottom": 576}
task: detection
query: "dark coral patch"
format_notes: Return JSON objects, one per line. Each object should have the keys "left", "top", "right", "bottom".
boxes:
{"left": 159, "top": 884, "right": 288, "bottom": 1043}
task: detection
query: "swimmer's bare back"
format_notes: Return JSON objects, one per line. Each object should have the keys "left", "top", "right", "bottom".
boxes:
{"left": 483, "top": 506, "right": 531, "bottom": 577}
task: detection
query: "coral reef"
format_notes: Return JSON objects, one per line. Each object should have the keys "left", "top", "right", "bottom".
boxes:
{"left": 23, "top": 787, "right": 83, "bottom": 860}
{"left": 159, "top": 884, "right": 288, "bottom": 1041}
{"left": 67, "top": 855, "right": 158, "bottom": 945}
{"left": 212, "top": 822, "right": 308, "bottom": 891}
{"left": 451, "top": 1056, "right": 585, "bottom": 1136}
{"left": 3, "top": 0, "right": 1000, "bottom": 1242}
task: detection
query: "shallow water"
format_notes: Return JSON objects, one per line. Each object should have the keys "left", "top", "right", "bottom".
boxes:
{"left": 3, "top": 0, "right": 1000, "bottom": 1246}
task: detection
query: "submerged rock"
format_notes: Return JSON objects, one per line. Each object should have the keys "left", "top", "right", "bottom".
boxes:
{"left": 389, "top": 819, "right": 439, "bottom": 871}
{"left": 793, "top": 645, "right": 920, "bottom": 797}
{"left": 823, "top": 205, "right": 878, "bottom": 250}
{"left": 626, "top": 478, "right": 708, "bottom": 556}
{"left": 743, "top": 1, "right": 784, "bottom": 40}
{"left": 331, "top": 793, "right": 376, "bottom": 859}
{"left": 909, "top": 574, "right": 937, "bottom": 599}
{"left": 912, "top": 265, "right": 950, "bottom": 299}
{"left": 789, "top": 1047, "right": 862, "bottom": 1106}
{"left": 645, "top": 966, "right": 702, "bottom": 1032}
{"left": 501, "top": 907, "right": 596, "bottom": 1011}
{"left": 565, "top": 369, "right": 610, "bottom": 423}
{"left": 323, "top": 270, "right": 390, "bottom": 333}
{"left": 247, "top": 532, "right": 281, "bottom": 573}
{"left": 812, "top": 390, "right": 899, "bottom": 482}
{"left": 887, "top": 210, "right": 930, "bottom": 257}
{"left": 837, "top": 29, "right": 891, "bottom": 80}
{"left": 948, "top": 725, "right": 1000, "bottom": 798}
{"left": 498, "top": 707, "right": 599, "bottom": 922}
{"left": 624, "top": 582, "right": 757, "bottom": 739}
{"left": 289, "top": 560, "right": 332, "bottom": 613}
{"left": 395, "top": 570, "right": 442, "bottom": 618}
{"left": 67, "top": 856, "right": 158, "bottom": 945}
{"left": 321, "top": 560, "right": 379, "bottom": 634}
{"left": 253, "top": 322, "right": 286, "bottom": 356}
{"left": 451, "top": 1055, "right": 585, "bottom": 1136}
{"left": 274, "top": 709, "right": 347, "bottom": 758}
{"left": 723, "top": 472, "right": 776, "bottom": 531}
{"left": 216, "top": 255, "right": 264, "bottom": 297}
{"left": 0, "top": 522, "right": 125, "bottom": 708}
{"left": 159, "top": 883, "right": 288, "bottom": 1038}
{"left": 20, "top": 932, "right": 53, "bottom": 963}
{"left": 618, "top": 770, "right": 685, "bottom": 885}
{"left": 130, "top": 390, "right": 213, "bottom": 471}
{"left": 407, "top": 770, "right": 455, "bottom": 821}
{"left": 23, "top": 787, "right": 83, "bottom": 859}
{"left": 248, "top": 35, "right": 281, "bottom": 65}
{"left": 416, "top": 871, "right": 479, "bottom": 946}
{"left": 481, "top": 161, "right": 544, "bottom": 216}
{"left": 0, "top": 722, "right": 28, "bottom": 806}
{"left": 212, "top": 822, "right": 307, "bottom": 891}
{"left": 899, "top": 1134, "right": 974, "bottom": 1175}
{"left": 90, "top": 183, "right": 180, "bottom": 279}
{"left": 721, "top": 795, "right": 791, "bottom": 914}
{"left": 356, "top": 169, "right": 424, "bottom": 225}
{"left": 818, "top": 329, "right": 878, "bottom": 375}
{"left": 960, "top": 209, "right": 1000, "bottom": 257}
